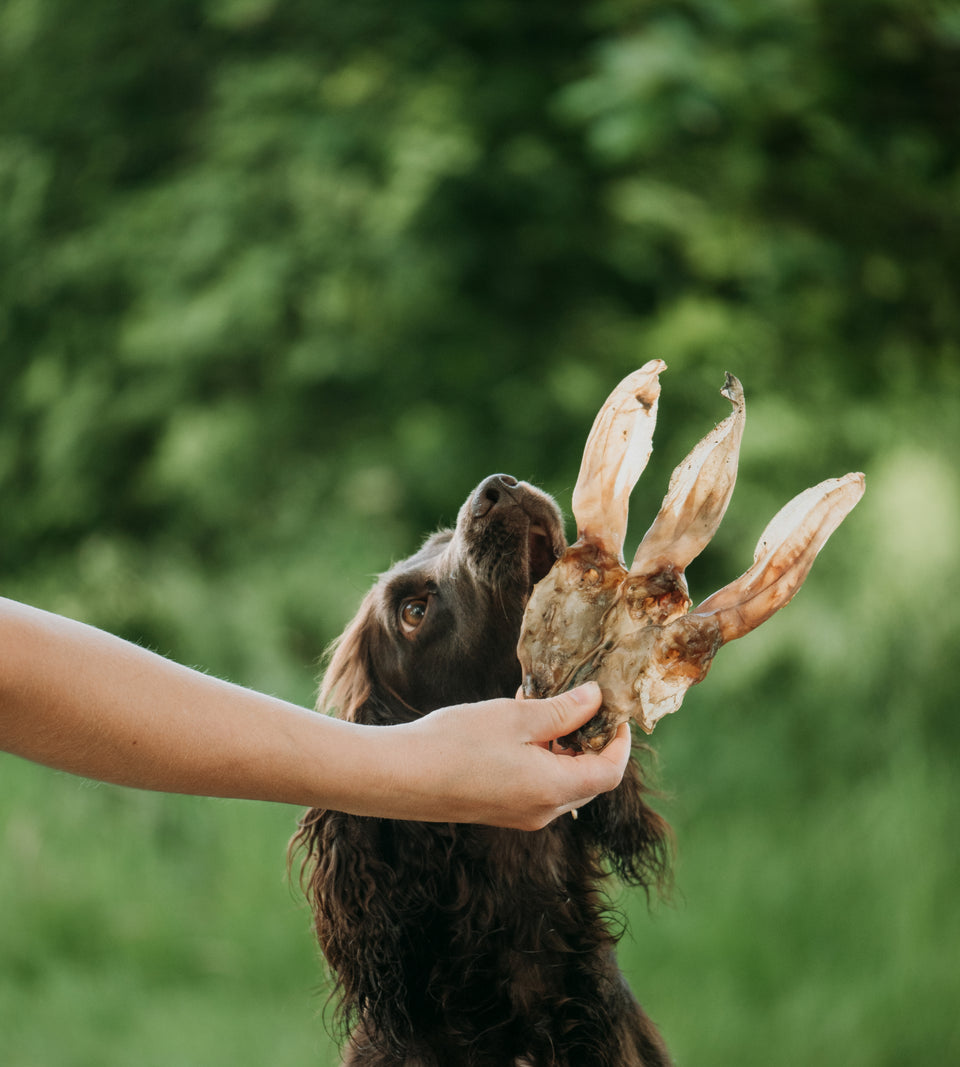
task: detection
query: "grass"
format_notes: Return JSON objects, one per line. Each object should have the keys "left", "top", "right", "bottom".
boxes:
{"left": 621, "top": 745, "right": 959, "bottom": 1065}
{"left": 0, "top": 765, "right": 341, "bottom": 1066}
{"left": 3, "top": 697, "right": 956, "bottom": 1066}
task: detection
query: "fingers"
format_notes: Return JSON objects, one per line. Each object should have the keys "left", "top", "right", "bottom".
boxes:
{"left": 522, "top": 686, "right": 631, "bottom": 809}
{"left": 596, "top": 720, "right": 632, "bottom": 773}
{"left": 523, "top": 682, "right": 603, "bottom": 745}
{"left": 531, "top": 721, "right": 633, "bottom": 825}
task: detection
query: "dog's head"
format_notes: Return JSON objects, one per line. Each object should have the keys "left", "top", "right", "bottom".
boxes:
{"left": 305, "top": 472, "right": 671, "bottom": 890}
{"left": 321, "top": 474, "right": 567, "bottom": 723}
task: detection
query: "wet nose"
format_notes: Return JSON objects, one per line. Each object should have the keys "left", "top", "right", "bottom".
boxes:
{"left": 472, "top": 473, "right": 520, "bottom": 518}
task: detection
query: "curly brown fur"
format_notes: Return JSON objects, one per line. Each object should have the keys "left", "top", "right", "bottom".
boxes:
{"left": 291, "top": 474, "right": 674, "bottom": 1066}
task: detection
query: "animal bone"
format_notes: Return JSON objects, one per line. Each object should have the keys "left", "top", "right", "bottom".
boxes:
{"left": 517, "top": 364, "right": 865, "bottom": 751}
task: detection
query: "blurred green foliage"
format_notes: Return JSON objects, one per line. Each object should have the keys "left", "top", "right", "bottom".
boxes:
{"left": 1, "top": 0, "right": 958, "bottom": 1063}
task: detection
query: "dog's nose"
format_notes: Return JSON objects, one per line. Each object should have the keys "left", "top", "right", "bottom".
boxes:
{"left": 473, "top": 473, "right": 520, "bottom": 518}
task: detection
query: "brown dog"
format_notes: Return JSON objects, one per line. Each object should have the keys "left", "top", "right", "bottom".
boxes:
{"left": 292, "top": 474, "right": 673, "bottom": 1067}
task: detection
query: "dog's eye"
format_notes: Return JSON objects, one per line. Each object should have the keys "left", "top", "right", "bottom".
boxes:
{"left": 581, "top": 567, "right": 601, "bottom": 586}
{"left": 399, "top": 598, "right": 429, "bottom": 637}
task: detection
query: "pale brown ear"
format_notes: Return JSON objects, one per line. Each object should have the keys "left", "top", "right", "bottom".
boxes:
{"left": 570, "top": 360, "right": 665, "bottom": 558}
{"left": 628, "top": 471, "right": 866, "bottom": 735}
{"left": 630, "top": 373, "right": 745, "bottom": 577}
{"left": 694, "top": 471, "right": 866, "bottom": 642}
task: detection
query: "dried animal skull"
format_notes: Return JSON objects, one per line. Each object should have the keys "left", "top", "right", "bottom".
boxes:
{"left": 517, "top": 361, "right": 865, "bottom": 751}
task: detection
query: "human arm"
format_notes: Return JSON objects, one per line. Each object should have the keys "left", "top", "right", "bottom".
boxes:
{"left": 0, "top": 598, "right": 629, "bottom": 829}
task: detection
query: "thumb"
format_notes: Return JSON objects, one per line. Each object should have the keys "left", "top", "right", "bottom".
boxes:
{"left": 526, "top": 682, "right": 603, "bottom": 744}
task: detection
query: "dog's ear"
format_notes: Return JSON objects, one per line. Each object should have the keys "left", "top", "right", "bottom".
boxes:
{"left": 317, "top": 598, "right": 377, "bottom": 720}
{"left": 289, "top": 809, "right": 425, "bottom": 1055}
{"left": 317, "top": 590, "right": 422, "bottom": 726}
{"left": 578, "top": 751, "right": 673, "bottom": 896}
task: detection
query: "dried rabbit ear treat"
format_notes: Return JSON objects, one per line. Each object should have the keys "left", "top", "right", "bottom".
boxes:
{"left": 517, "top": 367, "right": 865, "bottom": 751}
{"left": 518, "top": 360, "right": 665, "bottom": 700}
{"left": 564, "top": 372, "right": 746, "bottom": 749}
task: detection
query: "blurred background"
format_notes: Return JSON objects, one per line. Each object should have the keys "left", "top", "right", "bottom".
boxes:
{"left": 1, "top": 0, "right": 958, "bottom": 1063}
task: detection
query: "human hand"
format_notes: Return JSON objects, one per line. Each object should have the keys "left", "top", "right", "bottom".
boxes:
{"left": 0, "top": 597, "right": 629, "bottom": 826}
{"left": 386, "top": 682, "right": 632, "bottom": 830}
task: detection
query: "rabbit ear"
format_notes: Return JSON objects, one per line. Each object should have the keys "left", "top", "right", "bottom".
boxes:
{"left": 631, "top": 373, "right": 745, "bottom": 577}
{"left": 694, "top": 472, "right": 866, "bottom": 643}
{"left": 571, "top": 360, "right": 665, "bottom": 559}
{"left": 627, "top": 471, "right": 865, "bottom": 735}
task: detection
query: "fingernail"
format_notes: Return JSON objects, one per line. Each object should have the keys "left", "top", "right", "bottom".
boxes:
{"left": 568, "top": 681, "right": 600, "bottom": 704}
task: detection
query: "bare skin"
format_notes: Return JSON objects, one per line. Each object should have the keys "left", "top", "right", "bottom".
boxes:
{"left": 0, "top": 598, "right": 629, "bottom": 831}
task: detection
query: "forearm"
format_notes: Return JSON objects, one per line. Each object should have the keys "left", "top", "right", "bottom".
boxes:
{"left": 0, "top": 598, "right": 372, "bottom": 805}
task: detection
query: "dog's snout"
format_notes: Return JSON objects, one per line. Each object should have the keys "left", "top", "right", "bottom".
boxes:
{"left": 473, "top": 473, "right": 520, "bottom": 518}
